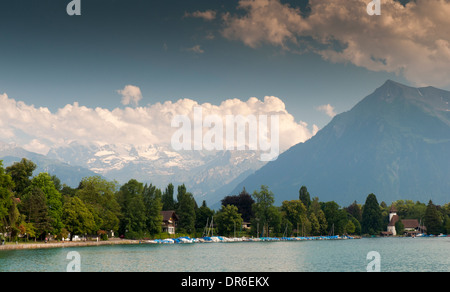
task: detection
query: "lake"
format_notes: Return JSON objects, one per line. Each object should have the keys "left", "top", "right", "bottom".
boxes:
{"left": 1, "top": 237, "right": 449, "bottom": 272}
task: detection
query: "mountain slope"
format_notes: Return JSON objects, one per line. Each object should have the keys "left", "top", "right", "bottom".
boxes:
{"left": 230, "top": 80, "right": 450, "bottom": 206}
{"left": 0, "top": 142, "right": 103, "bottom": 188}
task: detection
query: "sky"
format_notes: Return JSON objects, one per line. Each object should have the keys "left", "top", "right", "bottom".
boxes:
{"left": 1, "top": 0, "right": 450, "bottom": 154}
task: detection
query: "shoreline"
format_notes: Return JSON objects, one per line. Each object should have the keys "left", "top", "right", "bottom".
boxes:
{"left": 0, "top": 235, "right": 358, "bottom": 250}
{"left": 2, "top": 235, "right": 443, "bottom": 251}
{"left": 0, "top": 239, "right": 141, "bottom": 251}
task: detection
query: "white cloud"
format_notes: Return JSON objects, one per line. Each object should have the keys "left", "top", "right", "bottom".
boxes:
{"left": 184, "top": 45, "right": 205, "bottom": 54}
{"left": 316, "top": 104, "right": 337, "bottom": 118}
{"left": 184, "top": 10, "right": 217, "bottom": 21}
{"left": 117, "top": 85, "right": 143, "bottom": 106}
{"left": 222, "top": 0, "right": 450, "bottom": 87}
{"left": 0, "top": 93, "right": 315, "bottom": 155}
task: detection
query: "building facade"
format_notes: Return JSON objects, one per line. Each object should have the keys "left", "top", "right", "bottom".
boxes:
{"left": 161, "top": 211, "right": 179, "bottom": 235}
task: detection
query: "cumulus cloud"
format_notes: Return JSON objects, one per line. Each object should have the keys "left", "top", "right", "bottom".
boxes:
{"left": 222, "top": 0, "right": 450, "bottom": 87}
{"left": 0, "top": 93, "right": 315, "bottom": 155}
{"left": 184, "top": 10, "right": 217, "bottom": 21}
{"left": 316, "top": 104, "right": 337, "bottom": 118}
{"left": 117, "top": 85, "right": 143, "bottom": 106}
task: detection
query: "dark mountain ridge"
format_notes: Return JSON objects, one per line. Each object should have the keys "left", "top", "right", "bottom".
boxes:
{"left": 230, "top": 80, "right": 450, "bottom": 206}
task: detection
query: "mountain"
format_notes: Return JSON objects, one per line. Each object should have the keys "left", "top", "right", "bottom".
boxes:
{"left": 47, "top": 142, "right": 266, "bottom": 202}
{"left": 230, "top": 80, "right": 450, "bottom": 206}
{"left": 0, "top": 142, "right": 102, "bottom": 187}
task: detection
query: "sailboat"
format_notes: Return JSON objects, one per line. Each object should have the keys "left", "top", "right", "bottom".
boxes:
{"left": 416, "top": 219, "right": 425, "bottom": 237}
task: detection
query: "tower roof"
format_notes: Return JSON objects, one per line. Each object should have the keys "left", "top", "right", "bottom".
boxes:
{"left": 390, "top": 204, "right": 397, "bottom": 213}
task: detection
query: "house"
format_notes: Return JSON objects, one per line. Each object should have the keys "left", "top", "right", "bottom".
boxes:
{"left": 402, "top": 219, "right": 426, "bottom": 236}
{"left": 161, "top": 211, "right": 179, "bottom": 235}
{"left": 385, "top": 205, "right": 426, "bottom": 236}
{"left": 242, "top": 222, "right": 251, "bottom": 230}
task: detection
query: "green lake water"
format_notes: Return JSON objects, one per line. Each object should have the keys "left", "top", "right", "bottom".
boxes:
{"left": 1, "top": 237, "right": 449, "bottom": 272}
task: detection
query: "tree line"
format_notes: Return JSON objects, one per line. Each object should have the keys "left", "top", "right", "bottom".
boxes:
{"left": 1, "top": 158, "right": 449, "bottom": 242}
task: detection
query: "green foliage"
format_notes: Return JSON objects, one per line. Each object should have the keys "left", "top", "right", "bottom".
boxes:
{"left": 143, "top": 183, "right": 163, "bottom": 235}
{"left": 310, "top": 197, "right": 328, "bottom": 235}
{"left": 62, "top": 196, "right": 96, "bottom": 239}
{"left": 116, "top": 179, "right": 147, "bottom": 238}
{"left": 162, "top": 183, "right": 175, "bottom": 211}
{"left": 299, "top": 186, "right": 311, "bottom": 208}
{"left": 251, "top": 185, "right": 281, "bottom": 236}
{"left": 345, "top": 201, "right": 362, "bottom": 222}
{"left": 395, "top": 219, "right": 404, "bottom": 235}
{"left": 424, "top": 200, "right": 443, "bottom": 235}
{"left": 215, "top": 205, "right": 243, "bottom": 237}
{"left": 345, "top": 220, "right": 356, "bottom": 234}
{"left": 361, "top": 194, "right": 383, "bottom": 235}
{"left": 21, "top": 186, "right": 52, "bottom": 239}
{"left": 322, "top": 201, "right": 348, "bottom": 235}
{"left": 221, "top": 187, "right": 254, "bottom": 222}
{"left": 6, "top": 158, "right": 36, "bottom": 196}
{"left": 76, "top": 176, "right": 120, "bottom": 232}
{"left": 4, "top": 157, "right": 450, "bottom": 242}
{"left": 0, "top": 161, "right": 15, "bottom": 234}
{"left": 195, "top": 200, "right": 214, "bottom": 231}
{"left": 394, "top": 200, "right": 426, "bottom": 219}
{"left": 29, "top": 173, "right": 64, "bottom": 234}
{"left": 176, "top": 184, "right": 197, "bottom": 234}
{"left": 281, "top": 200, "right": 309, "bottom": 235}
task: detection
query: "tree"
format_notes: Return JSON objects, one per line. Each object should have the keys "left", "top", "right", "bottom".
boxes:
{"left": 345, "top": 201, "right": 362, "bottom": 223}
{"left": 424, "top": 200, "right": 442, "bottom": 235}
{"left": 116, "top": 179, "right": 147, "bottom": 238}
{"left": 28, "top": 173, "right": 64, "bottom": 235}
{"left": 394, "top": 200, "right": 426, "bottom": 220}
{"left": 221, "top": 187, "right": 255, "bottom": 222}
{"left": 309, "top": 213, "right": 321, "bottom": 236}
{"left": 62, "top": 196, "right": 96, "bottom": 240}
{"left": 299, "top": 186, "right": 311, "bottom": 208}
{"left": 281, "top": 200, "right": 309, "bottom": 235}
{"left": 21, "top": 187, "right": 52, "bottom": 240}
{"left": 215, "top": 205, "right": 243, "bottom": 237}
{"left": 322, "top": 201, "right": 348, "bottom": 235}
{"left": 252, "top": 185, "right": 280, "bottom": 237}
{"left": 0, "top": 161, "right": 20, "bottom": 240}
{"left": 309, "top": 197, "right": 328, "bottom": 235}
{"left": 195, "top": 200, "right": 214, "bottom": 232}
{"left": 142, "top": 183, "right": 163, "bottom": 235}
{"left": 162, "top": 183, "right": 175, "bottom": 211}
{"left": 395, "top": 220, "right": 404, "bottom": 236}
{"left": 443, "top": 215, "right": 450, "bottom": 235}
{"left": 19, "top": 220, "right": 36, "bottom": 241}
{"left": 344, "top": 220, "right": 356, "bottom": 235}
{"left": 50, "top": 175, "right": 62, "bottom": 192}
{"left": 76, "top": 176, "right": 121, "bottom": 233}
{"left": 176, "top": 186, "right": 197, "bottom": 234}
{"left": 361, "top": 194, "right": 383, "bottom": 235}
{"left": 6, "top": 158, "right": 36, "bottom": 196}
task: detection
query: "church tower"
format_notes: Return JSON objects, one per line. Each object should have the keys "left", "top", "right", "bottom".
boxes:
{"left": 387, "top": 205, "right": 398, "bottom": 236}
{"left": 389, "top": 205, "right": 397, "bottom": 221}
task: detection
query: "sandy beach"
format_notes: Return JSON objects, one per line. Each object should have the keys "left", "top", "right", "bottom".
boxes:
{"left": 0, "top": 239, "right": 141, "bottom": 251}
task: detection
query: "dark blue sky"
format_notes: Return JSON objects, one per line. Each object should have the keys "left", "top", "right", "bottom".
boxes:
{"left": 0, "top": 0, "right": 423, "bottom": 129}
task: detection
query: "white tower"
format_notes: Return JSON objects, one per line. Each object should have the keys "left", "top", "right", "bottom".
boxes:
{"left": 387, "top": 205, "right": 398, "bottom": 236}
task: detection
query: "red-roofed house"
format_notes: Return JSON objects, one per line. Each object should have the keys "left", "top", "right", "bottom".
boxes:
{"left": 385, "top": 205, "right": 426, "bottom": 236}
